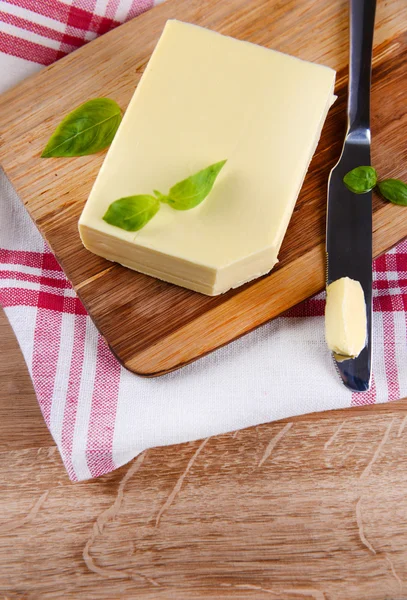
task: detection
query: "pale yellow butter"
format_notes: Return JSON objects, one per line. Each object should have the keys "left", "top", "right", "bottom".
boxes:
{"left": 79, "top": 20, "right": 336, "bottom": 295}
{"left": 325, "top": 277, "right": 367, "bottom": 358}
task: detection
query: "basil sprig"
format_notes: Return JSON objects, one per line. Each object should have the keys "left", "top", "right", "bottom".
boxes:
{"left": 41, "top": 98, "right": 122, "bottom": 157}
{"left": 103, "top": 160, "right": 227, "bottom": 232}
{"left": 343, "top": 166, "right": 407, "bottom": 207}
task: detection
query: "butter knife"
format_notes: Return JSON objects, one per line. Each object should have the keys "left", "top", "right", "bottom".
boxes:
{"left": 326, "top": 0, "right": 376, "bottom": 392}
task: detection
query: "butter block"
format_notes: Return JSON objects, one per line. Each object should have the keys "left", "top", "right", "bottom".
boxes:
{"left": 79, "top": 20, "right": 336, "bottom": 295}
{"left": 325, "top": 277, "right": 367, "bottom": 358}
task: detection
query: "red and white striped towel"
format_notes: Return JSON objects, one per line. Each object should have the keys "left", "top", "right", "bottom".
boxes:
{"left": 1, "top": 0, "right": 407, "bottom": 481}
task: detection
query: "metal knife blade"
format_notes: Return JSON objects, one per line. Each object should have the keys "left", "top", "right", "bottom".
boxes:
{"left": 326, "top": 0, "right": 376, "bottom": 392}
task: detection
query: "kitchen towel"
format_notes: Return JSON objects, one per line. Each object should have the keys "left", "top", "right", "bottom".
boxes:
{"left": 1, "top": 0, "right": 407, "bottom": 481}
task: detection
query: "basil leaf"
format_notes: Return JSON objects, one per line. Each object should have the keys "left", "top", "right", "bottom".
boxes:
{"left": 343, "top": 166, "right": 377, "bottom": 194}
{"left": 162, "top": 160, "right": 227, "bottom": 210}
{"left": 41, "top": 98, "right": 122, "bottom": 158}
{"left": 103, "top": 195, "right": 159, "bottom": 232}
{"left": 378, "top": 179, "right": 407, "bottom": 206}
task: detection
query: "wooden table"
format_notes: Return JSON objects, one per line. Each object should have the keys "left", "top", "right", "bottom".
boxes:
{"left": 1, "top": 306, "right": 407, "bottom": 600}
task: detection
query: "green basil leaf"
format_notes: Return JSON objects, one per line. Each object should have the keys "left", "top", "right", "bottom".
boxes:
{"left": 378, "top": 179, "right": 407, "bottom": 206}
{"left": 343, "top": 166, "right": 377, "bottom": 194}
{"left": 162, "top": 160, "right": 227, "bottom": 210}
{"left": 41, "top": 98, "right": 122, "bottom": 158}
{"left": 103, "top": 195, "right": 159, "bottom": 232}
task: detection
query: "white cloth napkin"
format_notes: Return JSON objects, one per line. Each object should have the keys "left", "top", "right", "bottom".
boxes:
{"left": 1, "top": 0, "right": 406, "bottom": 481}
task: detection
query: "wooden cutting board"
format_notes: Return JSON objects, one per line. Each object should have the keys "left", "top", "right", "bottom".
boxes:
{"left": 0, "top": 0, "right": 406, "bottom": 376}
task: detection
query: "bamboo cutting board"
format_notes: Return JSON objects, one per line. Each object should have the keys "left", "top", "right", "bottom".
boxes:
{"left": 0, "top": 0, "right": 406, "bottom": 376}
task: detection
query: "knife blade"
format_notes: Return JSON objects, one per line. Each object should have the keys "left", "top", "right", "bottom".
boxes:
{"left": 326, "top": 0, "right": 376, "bottom": 392}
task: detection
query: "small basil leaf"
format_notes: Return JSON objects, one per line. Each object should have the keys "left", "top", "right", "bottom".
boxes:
{"left": 378, "top": 179, "right": 407, "bottom": 206}
{"left": 343, "top": 166, "right": 377, "bottom": 194}
{"left": 103, "top": 195, "right": 159, "bottom": 232}
{"left": 166, "top": 159, "right": 227, "bottom": 210}
{"left": 41, "top": 98, "right": 122, "bottom": 158}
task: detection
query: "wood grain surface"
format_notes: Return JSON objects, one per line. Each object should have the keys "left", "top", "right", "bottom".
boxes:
{"left": 0, "top": 0, "right": 406, "bottom": 376}
{"left": 2, "top": 307, "right": 407, "bottom": 600}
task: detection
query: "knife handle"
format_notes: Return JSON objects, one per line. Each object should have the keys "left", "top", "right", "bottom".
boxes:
{"left": 347, "top": 0, "right": 376, "bottom": 138}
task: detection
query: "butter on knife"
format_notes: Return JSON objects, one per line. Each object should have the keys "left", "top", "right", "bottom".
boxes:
{"left": 325, "top": 277, "right": 367, "bottom": 359}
